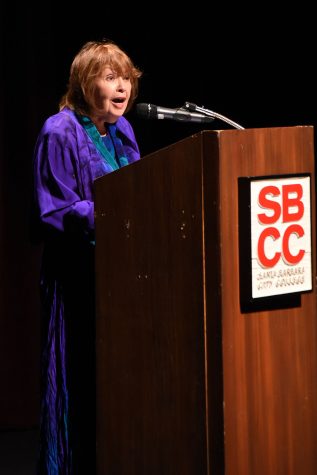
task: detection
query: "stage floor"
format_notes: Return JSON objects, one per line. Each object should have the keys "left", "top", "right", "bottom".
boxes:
{"left": 0, "top": 428, "right": 38, "bottom": 475}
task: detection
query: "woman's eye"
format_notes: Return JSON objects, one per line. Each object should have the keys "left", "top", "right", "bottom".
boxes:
{"left": 106, "top": 75, "right": 115, "bottom": 81}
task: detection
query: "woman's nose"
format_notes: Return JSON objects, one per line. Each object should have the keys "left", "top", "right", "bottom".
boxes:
{"left": 116, "top": 77, "right": 126, "bottom": 90}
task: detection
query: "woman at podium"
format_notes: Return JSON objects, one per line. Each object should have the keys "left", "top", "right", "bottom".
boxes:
{"left": 32, "top": 39, "right": 142, "bottom": 475}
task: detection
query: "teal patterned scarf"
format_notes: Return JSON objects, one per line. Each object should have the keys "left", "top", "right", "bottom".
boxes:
{"left": 76, "top": 113, "right": 129, "bottom": 171}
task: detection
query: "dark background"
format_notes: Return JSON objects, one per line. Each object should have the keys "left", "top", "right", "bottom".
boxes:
{"left": 0, "top": 5, "right": 316, "bottom": 430}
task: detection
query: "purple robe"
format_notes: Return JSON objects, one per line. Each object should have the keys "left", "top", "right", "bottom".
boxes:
{"left": 33, "top": 107, "right": 140, "bottom": 475}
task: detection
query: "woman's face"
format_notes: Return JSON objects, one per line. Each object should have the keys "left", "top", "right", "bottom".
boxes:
{"left": 91, "top": 67, "right": 132, "bottom": 123}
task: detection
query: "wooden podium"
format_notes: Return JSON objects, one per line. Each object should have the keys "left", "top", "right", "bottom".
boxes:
{"left": 94, "top": 127, "right": 317, "bottom": 475}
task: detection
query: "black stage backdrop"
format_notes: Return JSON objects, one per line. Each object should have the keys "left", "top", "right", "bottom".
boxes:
{"left": 0, "top": 5, "right": 316, "bottom": 428}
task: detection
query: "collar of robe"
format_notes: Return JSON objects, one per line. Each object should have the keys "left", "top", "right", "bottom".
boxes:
{"left": 76, "top": 113, "right": 129, "bottom": 171}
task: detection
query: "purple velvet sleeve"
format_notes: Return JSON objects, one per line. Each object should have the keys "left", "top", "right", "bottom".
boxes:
{"left": 33, "top": 128, "right": 94, "bottom": 235}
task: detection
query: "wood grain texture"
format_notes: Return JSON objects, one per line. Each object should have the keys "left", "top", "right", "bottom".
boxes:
{"left": 95, "top": 135, "right": 208, "bottom": 474}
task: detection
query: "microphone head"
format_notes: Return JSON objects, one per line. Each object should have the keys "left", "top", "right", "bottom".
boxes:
{"left": 135, "top": 103, "right": 157, "bottom": 119}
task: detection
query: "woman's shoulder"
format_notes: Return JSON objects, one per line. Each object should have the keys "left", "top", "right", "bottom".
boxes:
{"left": 116, "top": 115, "right": 137, "bottom": 141}
{"left": 40, "top": 108, "right": 79, "bottom": 138}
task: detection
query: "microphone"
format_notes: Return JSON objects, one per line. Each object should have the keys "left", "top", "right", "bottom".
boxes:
{"left": 135, "top": 103, "right": 214, "bottom": 123}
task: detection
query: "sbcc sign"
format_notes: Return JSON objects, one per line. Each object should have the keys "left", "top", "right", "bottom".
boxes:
{"left": 250, "top": 175, "right": 312, "bottom": 298}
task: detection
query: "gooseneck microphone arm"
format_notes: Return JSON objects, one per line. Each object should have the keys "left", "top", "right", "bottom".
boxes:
{"left": 183, "top": 102, "right": 245, "bottom": 130}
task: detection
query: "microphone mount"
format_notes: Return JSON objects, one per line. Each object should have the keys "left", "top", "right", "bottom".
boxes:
{"left": 183, "top": 102, "right": 244, "bottom": 130}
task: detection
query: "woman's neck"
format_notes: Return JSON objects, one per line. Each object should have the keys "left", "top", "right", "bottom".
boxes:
{"left": 90, "top": 116, "right": 107, "bottom": 135}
